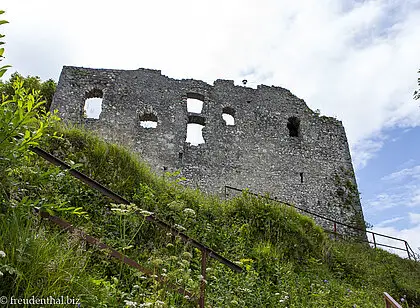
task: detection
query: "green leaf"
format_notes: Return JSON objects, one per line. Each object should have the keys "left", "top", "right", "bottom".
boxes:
{"left": 0, "top": 48, "right": 4, "bottom": 57}
{"left": 0, "top": 68, "right": 8, "bottom": 78}
{"left": 23, "top": 130, "right": 30, "bottom": 140}
{"left": 0, "top": 20, "right": 9, "bottom": 25}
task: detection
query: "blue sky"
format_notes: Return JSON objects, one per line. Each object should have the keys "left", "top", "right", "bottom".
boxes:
{"left": 2, "top": 0, "right": 420, "bottom": 257}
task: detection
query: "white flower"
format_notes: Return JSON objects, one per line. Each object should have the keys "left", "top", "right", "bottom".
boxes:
{"left": 183, "top": 208, "right": 196, "bottom": 217}
{"left": 140, "top": 209, "right": 153, "bottom": 217}
{"left": 124, "top": 300, "right": 138, "bottom": 307}
{"left": 174, "top": 224, "right": 186, "bottom": 232}
{"left": 0, "top": 251, "right": 6, "bottom": 258}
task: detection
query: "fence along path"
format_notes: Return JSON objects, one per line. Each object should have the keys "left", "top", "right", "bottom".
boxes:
{"left": 30, "top": 146, "right": 242, "bottom": 308}
{"left": 225, "top": 185, "right": 417, "bottom": 261}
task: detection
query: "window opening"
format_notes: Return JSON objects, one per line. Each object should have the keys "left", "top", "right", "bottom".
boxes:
{"left": 222, "top": 107, "right": 235, "bottom": 125}
{"left": 187, "top": 93, "right": 204, "bottom": 113}
{"left": 84, "top": 88, "right": 103, "bottom": 119}
{"left": 300, "top": 172, "right": 304, "bottom": 183}
{"left": 287, "top": 116, "right": 300, "bottom": 137}
{"left": 139, "top": 113, "right": 158, "bottom": 128}
{"left": 186, "top": 124, "right": 205, "bottom": 145}
{"left": 186, "top": 115, "right": 206, "bottom": 146}
{"left": 179, "top": 152, "right": 183, "bottom": 160}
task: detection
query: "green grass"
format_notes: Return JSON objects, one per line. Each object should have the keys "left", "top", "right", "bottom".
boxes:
{"left": 1, "top": 124, "right": 419, "bottom": 307}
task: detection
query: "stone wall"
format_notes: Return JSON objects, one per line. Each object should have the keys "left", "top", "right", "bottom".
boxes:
{"left": 51, "top": 66, "right": 366, "bottom": 235}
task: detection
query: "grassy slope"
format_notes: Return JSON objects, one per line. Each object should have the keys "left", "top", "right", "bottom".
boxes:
{"left": 1, "top": 125, "right": 419, "bottom": 307}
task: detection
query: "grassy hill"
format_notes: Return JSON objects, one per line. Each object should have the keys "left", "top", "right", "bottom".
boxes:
{"left": 1, "top": 124, "right": 420, "bottom": 307}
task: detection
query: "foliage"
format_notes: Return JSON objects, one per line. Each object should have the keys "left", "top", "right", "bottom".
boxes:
{"left": 0, "top": 10, "right": 11, "bottom": 78}
{"left": 0, "top": 72, "right": 57, "bottom": 111}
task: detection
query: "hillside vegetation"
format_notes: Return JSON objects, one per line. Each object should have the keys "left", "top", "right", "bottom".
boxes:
{"left": 0, "top": 79, "right": 419, "bottom": 307}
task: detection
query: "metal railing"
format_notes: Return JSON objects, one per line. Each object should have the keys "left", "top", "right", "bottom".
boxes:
{"left": 31, "top": 146, "right": 242, "bottom": 308}
{"left": 225, "top": 185, "right": 417, "bottom": 261}
{"left": 34, "top": 208, "right": 196, "bottom": 301}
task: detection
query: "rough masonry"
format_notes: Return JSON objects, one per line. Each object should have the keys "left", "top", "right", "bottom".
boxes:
{"left": 51, "top": 66, "right": 366, "bottom": 235}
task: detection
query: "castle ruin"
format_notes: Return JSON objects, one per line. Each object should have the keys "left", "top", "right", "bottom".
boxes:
{"left": 51, "top": 66, "right": 366, "bottom": 234}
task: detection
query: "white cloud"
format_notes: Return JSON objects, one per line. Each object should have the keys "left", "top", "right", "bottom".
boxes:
{"left": 365, "top": 184, "right": 420, "bottom": 211}
{"left": 365, "top": 166, "right": 420, "bottom": 213}
{"left": 409, "top": 212, "right": 420, "bottom": 225}
{"left": 351, "top": 135, "right": 386, "bottom": 170}
{"left": 376, "top": 216, "right": 404, "bottom": 227}
{"left": 365, "top": 191, "right": 406, "bottom": 210}
{"left": 382, "top": 165, "right": 420, "bottom": 182}
{"left": 1, "top": 1, "right": 420, "bottom": 165}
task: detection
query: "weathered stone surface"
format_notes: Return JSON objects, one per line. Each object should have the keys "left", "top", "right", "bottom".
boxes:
{"left": 52, "top": 66, "right": 366, "bottom": 236}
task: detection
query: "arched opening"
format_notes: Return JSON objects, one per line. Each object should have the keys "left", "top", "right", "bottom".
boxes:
{"left": 186, "top": 114, "right": 205, "bottom": 146}
{"left": 187, "top": 92, "right": 204, "bottom": 113}
{"left": 222, "top": 106, "right": 235, "bottom": 125}
{"left": 84, "top": 88, "right": 103, "bottom": 119}
{"left": 287, "top": 116, "right": 300, "bottom": 137}
{"left": 139, "top": 113, "right": 158, "bottom": 128}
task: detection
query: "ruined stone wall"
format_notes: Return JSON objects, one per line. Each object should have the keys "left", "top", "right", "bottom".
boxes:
{"left": 51, "top": 66, "right": 366, "bottom": 234}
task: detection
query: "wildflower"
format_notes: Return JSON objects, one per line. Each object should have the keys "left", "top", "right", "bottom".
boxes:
{"left": 401, "top": 298, "right": 405, "bottom": 303}
{"left": 140, "top": 209, "right": 153, "bottom": 217}
{"left": 155, "top": 300, "right": 164, "bottom": 307}
{"left": 174, "top": 224, "right": 186, "bottom": 232}
{"left": 323, "top": 279, "right": 329, "bottom": 283}
{"left": 183, "top": 208, "right": 196, "bottom": 217}
{"left": 0, "top": 251, "right": 5, "bottom": 258}
{"left": 124, "top": 300, "right": 138, "bottom": 307}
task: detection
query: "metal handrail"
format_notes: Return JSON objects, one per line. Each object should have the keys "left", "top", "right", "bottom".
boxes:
{"left": 225, "top": 185, "right": 417, "bottom": 261}
{"left": 30, "top": 146, "right": 242, "bottom": 308}
{"left": 35, "top": 208, "right": 196, "bottom": 302}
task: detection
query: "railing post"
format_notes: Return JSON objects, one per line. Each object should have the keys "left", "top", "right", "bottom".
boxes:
{"left": 199, "top": 249, "right": 208, "bottom": 308}
{"left": 372, "top": 233, "right": 377, "bottom": 248}
{"left": 333, "top": 222, "right": 337, "bottom": 240}
{"left": 405, "top": 241, "right": 411, "bottom": 260}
